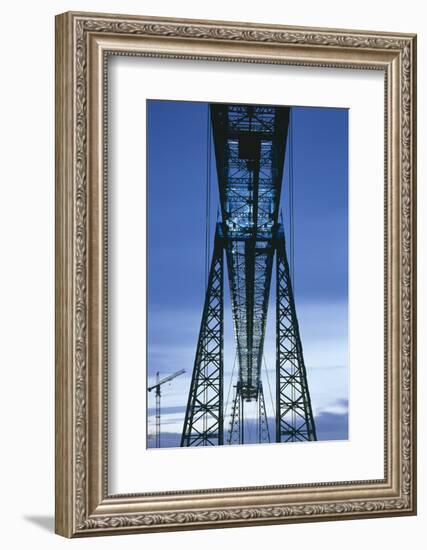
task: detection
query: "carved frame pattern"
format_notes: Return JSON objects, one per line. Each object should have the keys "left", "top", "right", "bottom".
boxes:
{"left": 55, "top": 11, "right": 416, "bottom": 537}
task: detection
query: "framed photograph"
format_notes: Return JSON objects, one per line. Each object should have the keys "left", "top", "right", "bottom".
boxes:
{"left": 55, "top": 11, "right": 417, "bottom": 537}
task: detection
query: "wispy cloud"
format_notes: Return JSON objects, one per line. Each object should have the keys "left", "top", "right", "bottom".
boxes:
{"left": 147, "top": 301, "right": 349, "bottom": 444}
{"left": 147, "top": 398, "right": 349, "bottom": 446}
{"left": 148, "top": 406, "right": 349, "bottom": 449}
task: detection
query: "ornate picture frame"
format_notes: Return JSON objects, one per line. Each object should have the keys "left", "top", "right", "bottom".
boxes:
{"left": 55, "top": 11, "right": 417, "bottom": 537}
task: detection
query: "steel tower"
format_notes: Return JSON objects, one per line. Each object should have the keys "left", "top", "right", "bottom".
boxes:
{"left": 181, "top": 104, "right": 316, "bottom": 447}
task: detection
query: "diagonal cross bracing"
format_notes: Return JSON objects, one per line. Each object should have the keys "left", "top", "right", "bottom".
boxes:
{"left": 181, "top": 103, "right": 316, "bottom": 447}
{"left": 211, "top": 104, "right": 289, "bottom": 401}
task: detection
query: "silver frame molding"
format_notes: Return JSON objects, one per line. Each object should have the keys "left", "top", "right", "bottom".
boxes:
{"left": 55, "top": 11, "right": 417, "bottom": 538}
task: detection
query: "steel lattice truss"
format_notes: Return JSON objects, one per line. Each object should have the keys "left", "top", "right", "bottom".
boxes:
{"left": 276, "top": 228, "right": 317, "bottom": 441}
{"left": 181, "top": 103, "right": 316, "bottom": 447}
{"left": 211, "top": 104, "right": 288, "bottom": 401}
{"left": 228, "top": 384, "right": 243, "bottom": 445}
{"left": 228, "top": 382, "right": 271, "bottom": 445}
{"left": 181, "top": 231, "right": 224, "bottom": 446}
{"left": 257, "top": 385, "right": 271, "bottom": 444}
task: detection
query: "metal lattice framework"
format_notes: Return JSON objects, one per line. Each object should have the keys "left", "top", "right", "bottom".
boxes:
{"left": 228, "top": 383, "right": 243, "bottom": 445}
{"left": 181, "top": 229, "right": 224, "bottom": 446}
{"left": 228, "top": 382, "right": 270, "bottom": 445}
{"left": 182, "top": 103, "right": 316, "bottom": 447}
{"left": 257, "top": 384, "right": 271, "bottom": 444}
{"left": 276, "top": 227, "right": 317, "bottom": 441}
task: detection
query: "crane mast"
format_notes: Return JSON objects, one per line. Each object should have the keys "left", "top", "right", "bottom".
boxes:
{"left": 148, "top": 369, "right": 185, "bottom": 448}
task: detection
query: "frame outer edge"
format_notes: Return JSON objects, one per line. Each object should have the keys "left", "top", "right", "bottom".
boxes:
{"left": 55, "top": 12, "right": 75, "bottom": 538}
{"left": 62, "top": 10, "right": 417, "bottom": 40}
{"left": 409, "top": 34, "right": 417, "bottom": 514}
{"left": 54, "top": 10, "right": 417, "bottom": 537}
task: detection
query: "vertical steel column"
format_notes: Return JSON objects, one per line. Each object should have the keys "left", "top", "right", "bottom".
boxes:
{"left": 181, "top": 226, "right": 224, "bottom": 446}
{"left": 228, "top": 384, "right": 243, "bottom": 445}
{"left": 257, "top": 384, "right": 270, "bottom": 444}
{"left": 275, "top": 225, "right": 317, "bottom": 442}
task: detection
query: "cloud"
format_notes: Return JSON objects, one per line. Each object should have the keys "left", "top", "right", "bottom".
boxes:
{"left": 147, "top": 432, "right": 181, "bottom": 449}
{"left": 147, "top": 302, "right": 349, "bottom": 438}
{"left": 148, "top": 405, "right": 349, "bottom": 448}
{"left": 314, "top": 410, "right": 348, "bottom": 441}
{"left": 147, "top": 405, "right": 187, "bottom": 416}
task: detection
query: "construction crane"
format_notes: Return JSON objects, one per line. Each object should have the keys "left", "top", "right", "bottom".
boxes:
{"left": 147, "top": 369, "right": 185, "bottom": 448}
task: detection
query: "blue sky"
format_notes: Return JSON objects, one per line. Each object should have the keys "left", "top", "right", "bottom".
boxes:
{"left": 147, "top": 100, "right": 349, "bottom": 447}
